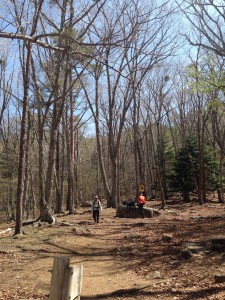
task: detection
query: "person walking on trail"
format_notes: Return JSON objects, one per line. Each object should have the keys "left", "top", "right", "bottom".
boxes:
{"left": 138, "top": 193, "right": 146, "bottom": 218}
{"left": 92, "top": 195, "right": 102, "bottom": 223}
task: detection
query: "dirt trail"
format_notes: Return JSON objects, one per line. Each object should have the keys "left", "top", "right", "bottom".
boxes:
{"left": 2, "top": 201, "right": 225, "bottom": 300}
{"left": 0, "top": 207, "right": 152, "bottom": 299}
{"left": 70, "top": 228, "right": 150, "bottom": 298}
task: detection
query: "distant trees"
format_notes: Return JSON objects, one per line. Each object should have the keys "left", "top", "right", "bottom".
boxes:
{"left": 0, "top": 48, "right": 18, "bottom": 220}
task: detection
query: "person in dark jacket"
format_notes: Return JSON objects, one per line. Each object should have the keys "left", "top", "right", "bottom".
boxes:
{"left": 91, "top": 195, "right": 102, "bottom": 223}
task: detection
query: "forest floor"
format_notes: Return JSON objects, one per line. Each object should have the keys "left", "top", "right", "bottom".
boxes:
{"left": 1, "top": 198, "right": 225, "bottom": 299}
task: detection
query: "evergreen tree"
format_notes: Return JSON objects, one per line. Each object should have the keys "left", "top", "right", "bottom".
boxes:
{"left": 170, "top": 135, "right": 219, "bottom": 202}
{"left": 170, "top": 136, "right": 197, "bottom": 201}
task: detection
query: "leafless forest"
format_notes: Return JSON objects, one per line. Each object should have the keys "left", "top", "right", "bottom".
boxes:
{"left": 0, "top": 0, "right": 225, "bottom": 234}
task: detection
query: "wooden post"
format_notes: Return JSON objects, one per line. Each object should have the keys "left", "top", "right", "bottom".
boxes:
{"left": 62, "top": 264, "right": 83, "bottom": 300}
{"left": 49, "top": 257, "right": 83, "bottom": 300}
{"left": 49, "top": 256, "right": 70, "bottom": 300}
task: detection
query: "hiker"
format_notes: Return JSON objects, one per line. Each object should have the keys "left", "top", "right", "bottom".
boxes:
{"left": 127, "top": 199, "right": 135, "bottom": 207}
{"left": 122, "top": 199, "right": 135, "bottom": 208}
{"left": 137, "top": 193, "right": 146, "bottom": 218}
{"left": 92, "top": 195, "right": 102, "bottom": 223}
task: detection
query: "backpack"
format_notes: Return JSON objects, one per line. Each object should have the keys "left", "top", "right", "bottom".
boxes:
{"left": 93, "top": 199, "right": 100, "bottom": 210}
{"left": 138, "top": 195, "right": 146, "bottom": 205}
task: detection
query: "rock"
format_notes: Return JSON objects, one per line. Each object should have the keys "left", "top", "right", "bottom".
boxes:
{"left": 182, "top": 242, "right": 209, "bottom": 254}
{"left": 146, "top": 270, "right": 161, "bottom": 279}
{"left": 152, "top": 270, "right": 161, "bottom": 279}
{"left": 165, "top": 210, "right": 178, "bottom": 216}
{"left": 131, "top": 249, "right": 139, "bottom": 255}
{"left": 162, "top": 233, "right": 173, "bottom": 242}
{"left": 73, "top": 225, "right": 90, "bottom": 235}
{"left": 169, "top": 260, "right": 180, "bottom": 266}
{"left": 33, "top": 222, "right": 42, "bottom": 227}
{"left": 116, "top": 205, "right": 160, "bottom": 218}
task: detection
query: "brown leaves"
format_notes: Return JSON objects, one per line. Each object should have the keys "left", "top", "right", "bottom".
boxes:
{"left": 0, "top": 287, "right": 47, "bottom": 300}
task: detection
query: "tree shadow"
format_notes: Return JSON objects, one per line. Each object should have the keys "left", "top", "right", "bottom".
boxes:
{"left": 81, "top": 285, "right": 225, "bottom": 299}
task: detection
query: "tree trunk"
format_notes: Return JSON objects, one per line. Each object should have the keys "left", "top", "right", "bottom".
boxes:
{"left": 60, "top": 115, "right": 66, "bottom": 210}
{"left": 219, "top": 156, "right": 225, "bottom": 203}
{"left": 15, "top": 42, "right": 32, "bottom": 235}
{"left": 55, "top": 129, "right": 61, "bottom": 213}
{"left": 67, "top": 70, "right": 75, "bottom": 214}
{"left": 29, "top": 168, "right": 36, "bottom": 219}
{"left": 43, "top": 105, "right": 60, "bottom": 215}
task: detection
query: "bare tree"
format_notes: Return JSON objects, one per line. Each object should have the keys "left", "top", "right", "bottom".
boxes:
{"left": 0, "top": 0, "right": 117, "bottom": 231}
{"left": 178, "top": 1, "right": 225, "bottom": 58}
{"left": 127, "top": 0, "right": 179, "bottom": 203}
{"left": 0, "top": 49, "right": 12, "bottom": 130}
{"left": 78, "top": 0, "right": 179, "bottom": 207}
{"left": 140, "top": 69, "right": 175, "bottom": 208}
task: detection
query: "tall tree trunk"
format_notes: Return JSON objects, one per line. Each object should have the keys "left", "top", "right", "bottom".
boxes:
{"left": 15, "top": 42, "right": 32, "bottom": 235}
{"left": 60, "top": 115, "right": 66, "bottom": 209}
{"left": 29, "top": 168, "right": 36, "bottom": 219}
{"left": 55, "top": 129, "right": 61, "bottom": 213}
{"left": 43, "top": 105, "right": 60, "bottom": 214}
{"left": 219, "top": 155, "right": 225, "bottom": 203}
{"left": 75, "top": 130, "right": 81, "bottom": 206}
{"left": 41, "top": 60, "right": 68, "bottom": 222}
{"left": 23, "top": 110, "right": 31, "bottom": 218}
{"left": 67, "top": 70, "right": 75, "bottom": 214}
{"left": 132, "top": 93, "right": 140, "bottom": 196}
{"left": 96, "top": 124, "right": 111, "bottom": 205}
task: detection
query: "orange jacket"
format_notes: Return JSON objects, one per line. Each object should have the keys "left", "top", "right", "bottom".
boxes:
{"left": 138, "top": 195, "right": 146, "bottom": 205}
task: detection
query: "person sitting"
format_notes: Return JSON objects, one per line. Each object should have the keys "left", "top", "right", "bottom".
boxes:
{"left": 122, "top": 199, "right": 134, "bottom": 207}
{"left": 127, "top": 199, "right": 135, "bottom": 207}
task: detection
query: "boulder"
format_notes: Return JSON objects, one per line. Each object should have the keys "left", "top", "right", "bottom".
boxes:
{"left": 116, "top": 205, "right": 160, "bottom": 218}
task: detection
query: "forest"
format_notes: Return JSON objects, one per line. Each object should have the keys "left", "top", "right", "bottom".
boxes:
{"left": 0, "top": 0, "right": 225, "bottom": 234}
